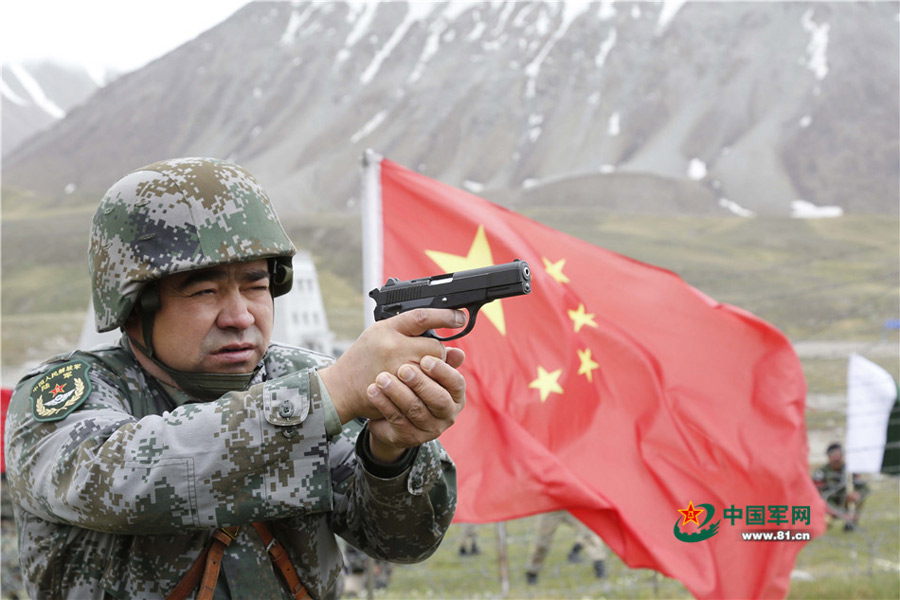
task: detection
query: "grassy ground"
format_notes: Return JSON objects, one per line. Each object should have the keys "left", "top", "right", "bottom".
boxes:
{"left": 380, "top": 517, "right": 693, "bottom": 599}
{"left": 788, "top": 476, "right": 900, "bottom": 599}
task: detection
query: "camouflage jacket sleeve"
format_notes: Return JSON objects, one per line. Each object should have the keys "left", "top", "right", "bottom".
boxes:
{"left": 263, "top": 343, "right": 458, "bottom": 566}
{"left": 5, "top": 355, "right": 337, "bottom": 533}
{"left": 325, "top": 422, "right": 456, "bottom": 563}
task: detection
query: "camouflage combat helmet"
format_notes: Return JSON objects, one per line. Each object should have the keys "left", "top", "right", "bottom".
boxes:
{"left": 89, "top": 157, "right": 296, "bottom": 397}
{"left": 90, "top": 157, "right": 295, "bottom": 332}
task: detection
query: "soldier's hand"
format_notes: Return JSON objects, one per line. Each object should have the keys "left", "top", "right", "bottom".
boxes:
{"left": 365, "top": 348, "right": 466, "bottom": 460}
{"left": 318, "top": 308, "right": 466, "bottom": 427}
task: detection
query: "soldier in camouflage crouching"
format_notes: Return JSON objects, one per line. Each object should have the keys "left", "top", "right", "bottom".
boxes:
{"left": 4, "top": 158, "right": 467, "bottom": 600}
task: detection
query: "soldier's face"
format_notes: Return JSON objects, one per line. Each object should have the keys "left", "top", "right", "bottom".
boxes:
{"left": 148, "top": 260, "right": 274, "bottom": 374}
{"left": 827, "top": 450, "right": 844, "bottom": 469}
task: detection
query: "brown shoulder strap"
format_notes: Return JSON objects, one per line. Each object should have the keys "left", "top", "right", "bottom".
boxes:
{"left": 166, "top": 523, "right": 308, "bottom": 600}
{"left": 165, "top": 526, "right": 240, "bottom": 600}
{"left": 252, "top": 521, "right": 309, "bottom": 600}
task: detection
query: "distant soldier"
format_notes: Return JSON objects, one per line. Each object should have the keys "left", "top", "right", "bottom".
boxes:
{"left": 812, "top": 442, "right": 870, "bottom": 530}
{"left": 339, "top": 542, "right": 393, "bottom": 598}
{"left": 4, "top": 158, "right": 467, "bottom": 599}
{"left": 525, "top": 511, "right": 607, "bottom": 584}
{"left": 458, "top": 523, "right": 481, "bottom": 556}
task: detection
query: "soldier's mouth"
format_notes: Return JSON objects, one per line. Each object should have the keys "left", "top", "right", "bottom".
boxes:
{"left": 211, "top": 344, "right": 258, "bottom": 364}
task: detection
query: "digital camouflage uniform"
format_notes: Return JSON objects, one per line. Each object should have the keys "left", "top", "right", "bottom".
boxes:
{"left": 3, "top": 158, "right": 458, "bottom": 599}
{"left": 812, "top": 462, "right": 869, "bottom": 522}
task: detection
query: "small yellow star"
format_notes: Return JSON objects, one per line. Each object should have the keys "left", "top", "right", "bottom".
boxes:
{"left": 576, "top": 348, "right": 600, "bottom": 382}
{"left": 568, "top": 303, "right": 598, "bottom": 333}
{"left": 529, "top": 366, "right": 564, "bottom": 402}
{"left": 542, "top": 257, "right": 570, "bottom": 284}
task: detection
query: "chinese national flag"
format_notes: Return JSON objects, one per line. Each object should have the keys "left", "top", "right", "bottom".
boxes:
{"left": 1, "top": 388, "right": 10, "bottom": 473}
{"left": 365, "top": 155, "right": 826, "bottom": 599}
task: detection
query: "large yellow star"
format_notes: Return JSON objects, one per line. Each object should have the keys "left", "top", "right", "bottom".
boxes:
{"left": 426, "top": 225, "right": 508, "bottom": 335}
{"left": 529, "top": 366, "right": 564, "bottom": 402}
{"left": 576, "top": 348, "right": 600, "bottom": 382}
{"left": 542, "top": 257, "right": 570, "bottom": 284}
{"left": 568, "top": 303, "right": 598, "bottom": 333}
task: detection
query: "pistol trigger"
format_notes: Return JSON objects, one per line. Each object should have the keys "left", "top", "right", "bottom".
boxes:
{"left": 461, "top": 303, "right": 481, "bottom": 334}
{"left": 428, "top": 304, "right": 480, "bottom": 342}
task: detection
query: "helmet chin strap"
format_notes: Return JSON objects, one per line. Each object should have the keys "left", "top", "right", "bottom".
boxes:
{"left": 129, "top": 284, "right": 260, "bottom": 400}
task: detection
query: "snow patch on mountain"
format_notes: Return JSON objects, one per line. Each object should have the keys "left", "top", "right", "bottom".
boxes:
{"left": 595, "top": 27, "right": 617, "bottom": 67}
{"left": 351, "top": 109, "right": 388, "bottom": 143}
{"left": 280, "top": 3, "right": 312, "bottom": 46}
{"left": 7, "top": 63, "right": 65, "bottom": 119}
{"left": 792, "top": 199, "right": 843, "bottom": 219}
{"left": 719, "top": 198, "right": 756, "bottom": 218}
{"left": 802, "top": 9, "right": 830, "bottom": 81}
{"left": 1, "top": 78, "right": 28, "bottom": 106}
{"left": 524, "top": 2, "right": 591, "bottom": 98}
{"left": 657, "top": 0, "right": 687, "bottom": 35}
{"left": 360, "top": 2, "right": 437, "bottom": 85}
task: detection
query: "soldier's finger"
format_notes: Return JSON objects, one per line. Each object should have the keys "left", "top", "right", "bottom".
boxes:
{"left": 395, "top": 363, "right": 460, "bottom": 422}
{"left": 418, "top": 356, "right": 466, "bottom": 407}
{"left": 444, "top": 347, "right": 466, "bottom": 369}
{"left": 389, "top": 309, "right": 466, "bottom": 338}
{"left": 366, "top": 376, "right": 412, "bottom": 430}
{"left": 376, "top": 369, "right": 449, "bottom": 433}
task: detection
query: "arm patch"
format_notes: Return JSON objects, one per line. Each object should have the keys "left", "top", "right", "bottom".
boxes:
{"left": 30, "top": 360, "right": 93, "bottom": 422}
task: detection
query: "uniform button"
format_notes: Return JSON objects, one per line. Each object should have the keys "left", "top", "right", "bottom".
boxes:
{"left": 279, "top": 403, "right": 293, "bottom": 418}
{"left": 282, "top": 426, "right": 297, "bottom": 439}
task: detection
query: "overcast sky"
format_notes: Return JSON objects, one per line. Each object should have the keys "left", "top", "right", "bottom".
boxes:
{"left": 1, "top": 0, "right": 250, "bottom": 73}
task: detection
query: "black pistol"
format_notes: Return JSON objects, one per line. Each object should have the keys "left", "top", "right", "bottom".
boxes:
{"left": 369, "top": 260, "right": 532, "bottom": 341}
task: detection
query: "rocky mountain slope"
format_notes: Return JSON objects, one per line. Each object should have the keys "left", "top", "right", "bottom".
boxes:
{"left": 3, "top": 1, "right": 897, "bottom": 216}
{"left": 1, "top": 60, "right": 107, "bottom": 156}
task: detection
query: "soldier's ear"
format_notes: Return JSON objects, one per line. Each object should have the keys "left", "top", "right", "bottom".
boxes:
{"left": 122, "top": 307, "right": 141, "bottom": 336}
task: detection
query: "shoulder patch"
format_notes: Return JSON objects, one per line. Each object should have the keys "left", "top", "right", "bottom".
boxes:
{"left": 30, "top": 360, "right": 92, "bottom": 422}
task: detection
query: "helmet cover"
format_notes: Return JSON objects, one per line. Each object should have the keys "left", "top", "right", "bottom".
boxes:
{"left": 90, "top": 157, "right": 296, "bottom": 332}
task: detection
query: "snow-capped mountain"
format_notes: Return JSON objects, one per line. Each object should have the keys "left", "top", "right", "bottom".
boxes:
{"left": 2, "top": 1, "right": 897, "bottom": 215}
{"left": 1, "top": 60, "right": 111, "bottom": 156}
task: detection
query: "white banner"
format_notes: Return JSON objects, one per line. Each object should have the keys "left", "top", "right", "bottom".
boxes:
{"left": 845, "top": 353, "right": 898, "bottom": 473}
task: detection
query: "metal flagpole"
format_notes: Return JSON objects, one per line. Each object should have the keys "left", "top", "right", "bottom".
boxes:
{"left": 496, "top": 522, "right": 510, "bottom": 597}
{"left": 360, "top": 148, "right": 383, "bottom": 328}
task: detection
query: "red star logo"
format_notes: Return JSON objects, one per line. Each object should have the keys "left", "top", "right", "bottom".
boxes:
{"left": 678, "top": 501, "right": 704, "bottom": 526}
{"left": 49, "top": 383, "right": 66, "bottom": 398}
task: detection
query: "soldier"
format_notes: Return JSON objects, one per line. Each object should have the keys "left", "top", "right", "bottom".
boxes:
{"left": 457, "top": 523, "right": 481, "bottom": 556}
{"left": 525, "top": 511, "right": 607, "bottom": 585}
{"left": 3, "top": 158, "right": 467, "bottom": 599}
{"left": 812, "top": 442, "right": 870, "bottom": 531}
{"left": 339, "top": 541, "right": 392, "bottom": 598}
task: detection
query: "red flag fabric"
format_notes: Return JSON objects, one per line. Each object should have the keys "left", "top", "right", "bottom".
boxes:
{"left": 2, "top": 387, "right": 12, "bottom": 474}
{"left": 370, "top": 157, "right": 826, "bottom": 599}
